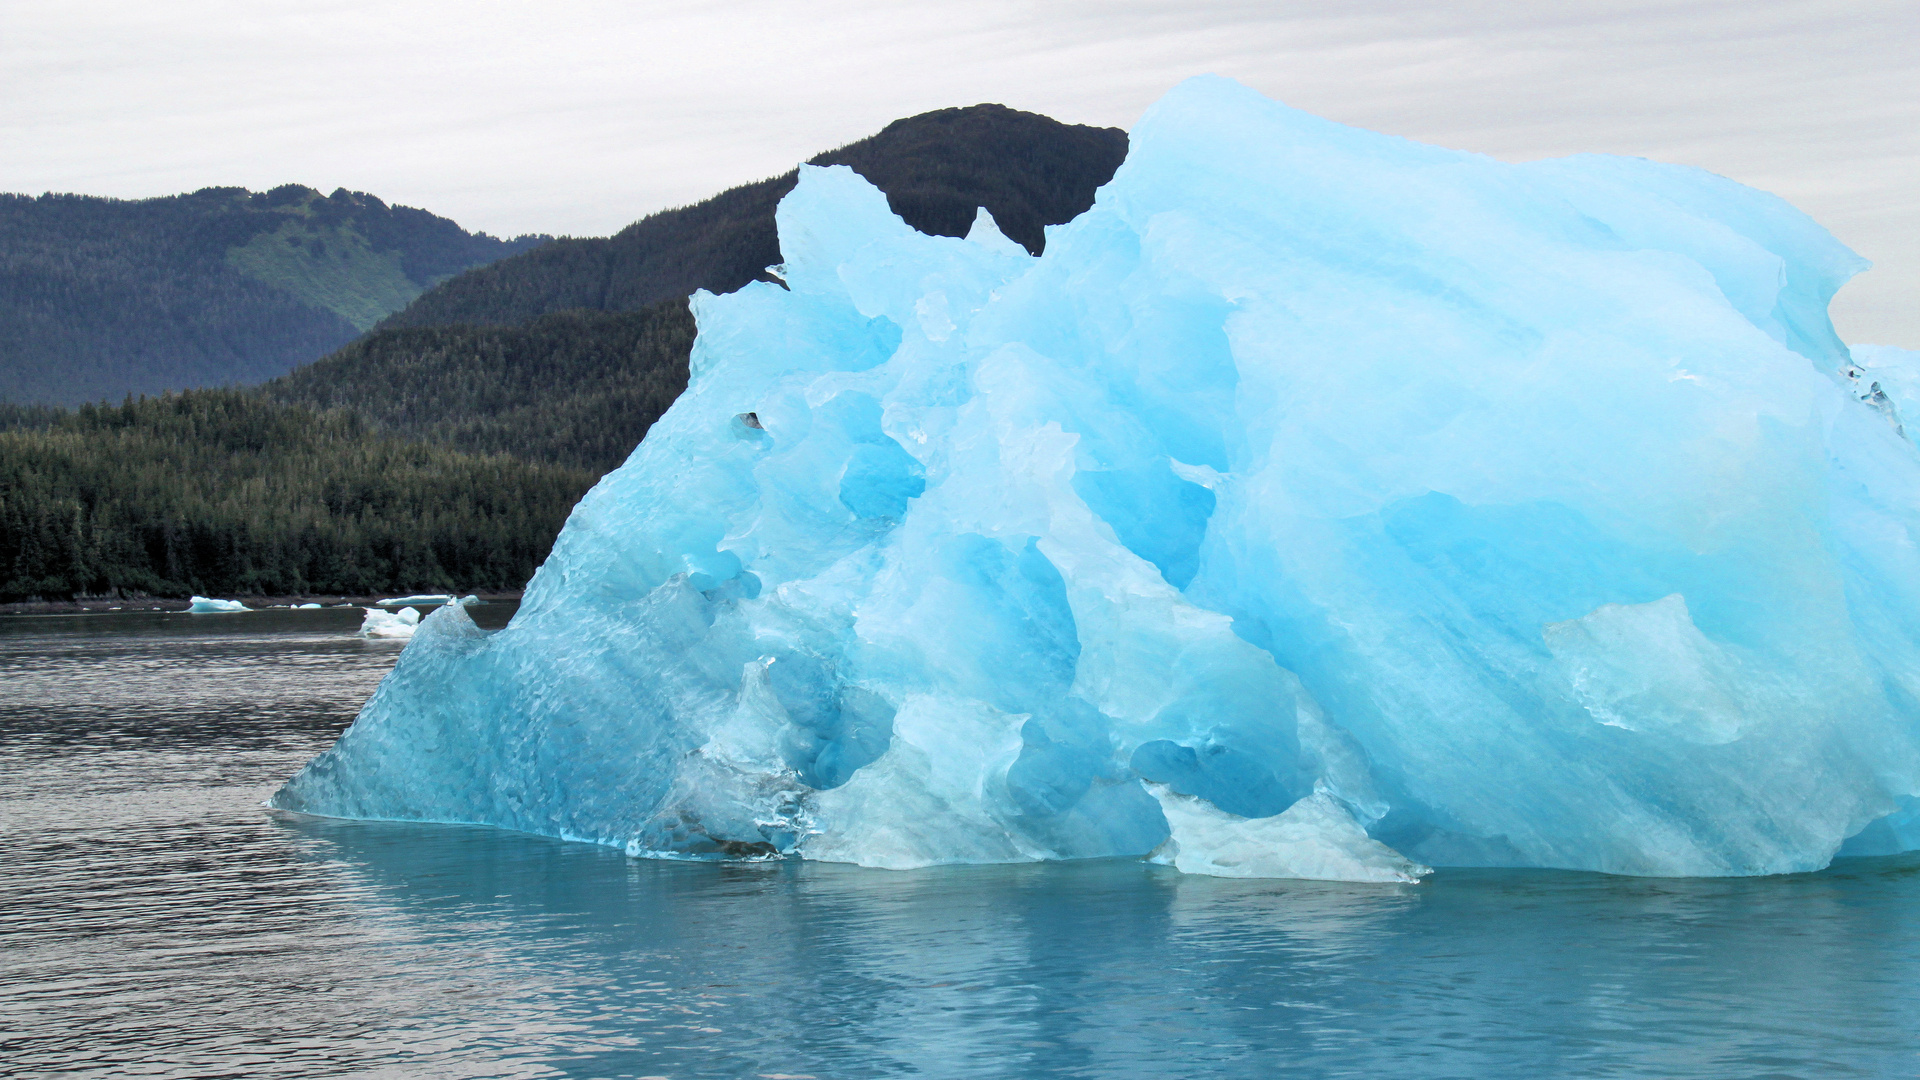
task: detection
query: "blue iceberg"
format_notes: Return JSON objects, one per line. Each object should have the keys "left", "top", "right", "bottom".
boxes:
{"left": 274, "top": 77, "right": 1920, "bottom": 879}
{"left": 188, "top": 596, "right": 249, "bottom": 613}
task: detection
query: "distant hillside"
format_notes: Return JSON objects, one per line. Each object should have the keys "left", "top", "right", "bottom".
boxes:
{"left": 0, "top": 186, "right": 547, "bottom": 405}
{"left": 266, "top": 299, "right": 695, "bottom": 473}
{"left": 266, "top": 104, "right": 1126, "bottom": 478}
{"left": 380, "top": 104, "right": 1128, "bottom": 330}
{"left": 0, "top": 390, "right": 590, "bottom": 600}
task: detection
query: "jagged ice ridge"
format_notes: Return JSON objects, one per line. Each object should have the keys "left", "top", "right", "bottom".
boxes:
{"left": 274, "top": 77, "right": 1920, "bottom": 879}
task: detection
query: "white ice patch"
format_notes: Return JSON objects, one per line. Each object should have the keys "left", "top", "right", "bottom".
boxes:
{"left": 1168, "top": 459, "right": 1228, "bottom": 490}
{"left": 358, "top": 606, "right": 420, "bottom": 638}
{"left": 800, "top": 694, "right": 1034, "bottom": 869}
{"left": 1146, "top": 783, "right": 1430, "bottom": 883}
{"left": 1545, "top": 594, "right": 1747, "bottom": 744}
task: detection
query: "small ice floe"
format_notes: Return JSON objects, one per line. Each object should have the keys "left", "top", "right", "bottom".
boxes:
{"left": 377, "top": 594, "right": 456, "bottom": 606}
{"left": 294, "top": 603, "right": 323, "bottom": 609}
{"left": 358, "top": 606, "right": 421, "bottom": 639}
{"left": 187, "top": 596, "right": 249, "bottom": 613}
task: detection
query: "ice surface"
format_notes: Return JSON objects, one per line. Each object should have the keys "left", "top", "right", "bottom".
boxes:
{"left": 295, "top": 603, "right": 323, "bottom": 609}
{"left": 1146, "top": 784, "right": 1430, "bottom": 883}
{"left": 1844, "top": 344, "right": 1920, "bottom": 448}
{"left": 378, "top": 594, "right": 456, "bottom": 606}
{"left": 275, "top": 77, "right": 1920, "bottom": 879}
{"left": 358, "top": 606, "right": 420, "bottom": 639}
{"left": 187, "top": 596, "right": 248, "bottom": 613}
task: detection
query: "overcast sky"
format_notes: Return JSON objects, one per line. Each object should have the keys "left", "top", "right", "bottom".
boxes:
{"left": 6, "top": 0, "right": 1915, "bottom": 343}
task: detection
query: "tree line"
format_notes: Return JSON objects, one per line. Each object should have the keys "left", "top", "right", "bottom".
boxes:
{"left": 0, "top": 391, "right": 592, "bottom": 600}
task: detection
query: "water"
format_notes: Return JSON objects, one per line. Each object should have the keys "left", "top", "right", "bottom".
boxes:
{"left": 3, "top": 612, "right": 1918, "bottom": 1080}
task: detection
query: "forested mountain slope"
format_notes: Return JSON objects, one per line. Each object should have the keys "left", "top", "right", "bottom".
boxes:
{"left": 0, "top": 186, "right": 547, "bottom": 405}
{"left": 380, "top": 104, "right": 1127, "bottom": 330}
{"left": 266, "top": 299, "right": 695, "bottom": 472}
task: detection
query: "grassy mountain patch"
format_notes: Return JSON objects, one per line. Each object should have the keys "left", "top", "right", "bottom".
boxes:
{"left": 226, "top": 219, "right": 424, "bottom": 331}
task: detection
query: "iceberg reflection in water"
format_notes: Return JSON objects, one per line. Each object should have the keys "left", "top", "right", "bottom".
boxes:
{"left": 268, "top": 820, "right": 1920, "bottom": 1078}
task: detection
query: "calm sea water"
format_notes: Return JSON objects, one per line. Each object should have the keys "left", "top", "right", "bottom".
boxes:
{"left": 3, "top": 609, "right": 1918, "bottom": 1080}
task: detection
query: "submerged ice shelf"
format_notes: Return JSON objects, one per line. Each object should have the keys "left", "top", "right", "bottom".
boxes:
{"left": 275, "top": 77, "right": 1920, "bottom": 880}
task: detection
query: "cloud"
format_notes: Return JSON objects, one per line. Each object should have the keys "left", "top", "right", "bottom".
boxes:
{"left": 3, "top": 0, "right": 1913, "bottom": 342}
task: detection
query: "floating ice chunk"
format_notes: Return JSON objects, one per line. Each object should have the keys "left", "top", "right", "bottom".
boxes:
{"left": 187, "top": 596, "right": 248, "bottom": 613}
{"left": 358, "top": 606, "right": 420, "bottom": 639}
{"left": 377, "top": 594, "right": 456, "bottom": 606}
{"left": 294, "top": 603, "right": 323, "bottom": 609}
{"left": 1146, "top": 783, "right": 1431, "bottom": 883}
{"left": 275, "top": 76, "right": 1920, "bottom": 880}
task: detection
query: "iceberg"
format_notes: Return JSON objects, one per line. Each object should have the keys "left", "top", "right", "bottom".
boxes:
{"left": 187, "top": 596, "right": 249, "bottom": 613}
{"left": 274, "top": 77, "right": 1920, "bottom": 880}
{"left": 295, "top": 603, "right": 323, "bottom": 609}
{"left": 377, "top": 594, "right": 457, "bottom": 606}
{"left": 357, "top": 606, "right": 420, "bottom": 639}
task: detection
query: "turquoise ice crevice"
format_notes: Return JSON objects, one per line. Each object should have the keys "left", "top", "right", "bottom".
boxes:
{"left": 274, "top": 76, "right": 1920, "bottom": 880}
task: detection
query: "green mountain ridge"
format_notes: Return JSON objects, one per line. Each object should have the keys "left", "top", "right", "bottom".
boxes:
{"left": 0, "top": 185, "right": 547, "bottom": 405}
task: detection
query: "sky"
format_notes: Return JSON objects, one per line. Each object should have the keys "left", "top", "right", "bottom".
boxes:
{"left": 5, "top": 0, "right": 1915, "bottom": 344}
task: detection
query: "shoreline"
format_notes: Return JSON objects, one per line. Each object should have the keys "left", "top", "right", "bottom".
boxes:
{"left": 0, "top": 591, "right": 525, "bottom": 616}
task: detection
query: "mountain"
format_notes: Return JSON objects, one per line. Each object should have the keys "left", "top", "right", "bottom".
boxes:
{"left": 266, "top": 299, "right": 695, "bottom": 473}
{"left": 264, "top": 104, "right": 1127, "bottom": 472}
{"left": 1, "top": 103, "right": 1129, "bottom": 600}
{"left": 378, "top": 103, "right": 1128, "bottom": 330}
{"left": 0, "top": 186, "right": 547, "bottom": 405}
